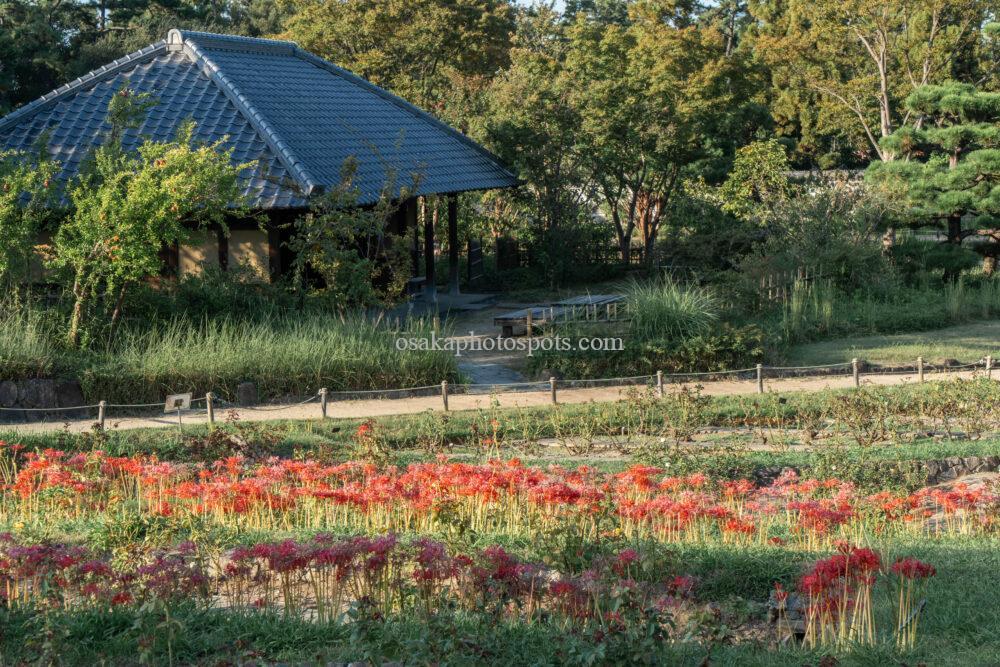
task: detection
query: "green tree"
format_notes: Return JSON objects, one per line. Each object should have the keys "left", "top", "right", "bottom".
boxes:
{"left": 866, "top": 83, "right": 1000, "bottom": 275}
{"left": 70, "top": 0, "right": 289, "bottom": 77}
{"left": 52, "top": 88, "right": 248, "bottom": 346}
{"left": 718, "top": 139, "right": 792, "bottom": 223}
{"left": 0, "top": 145, "right": 58, "bottom": 288}
{"left": 480, "top": 7, "right": 592, "bottom": 236}
{"left": 563, "top": 0, "right": 631, "bottom": 25}
{"left": 280, "top": 0, "right": 514, "bottom": 114}
{"left": 0, "top": 0, "right": 97, "bottom": 113}
{"left": 567, "top": 0, "right": 765, "bottom": 263}
{"left": 752, "top": 0, "right": 990, "bottom": 164}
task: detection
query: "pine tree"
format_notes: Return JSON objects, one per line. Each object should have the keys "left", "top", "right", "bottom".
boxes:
{"left": 866, "top": 83, "right": 1000, "bottom": 275}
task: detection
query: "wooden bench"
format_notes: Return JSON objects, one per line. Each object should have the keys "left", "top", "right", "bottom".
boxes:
{"left": 493, "top": 294, "right": 625, "bottom": 337}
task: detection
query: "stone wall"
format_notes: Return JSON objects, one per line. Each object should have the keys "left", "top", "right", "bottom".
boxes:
{"left": 0, "top": 379, "right": 88, "bottom": 423}
{"left": 753, "top": 456, "right": 1000, "bottom": 488}
{"left": 924, "top": 456, "right": 1000, "bottom": 484}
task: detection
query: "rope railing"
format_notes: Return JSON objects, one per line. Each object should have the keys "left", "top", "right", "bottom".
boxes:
{"left": 0, "top": 354, "right": 995, "bottom": 428}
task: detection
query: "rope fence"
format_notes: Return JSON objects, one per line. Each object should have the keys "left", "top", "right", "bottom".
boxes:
{"left": 0, "top": 354, "right": 995, "bottom": 428}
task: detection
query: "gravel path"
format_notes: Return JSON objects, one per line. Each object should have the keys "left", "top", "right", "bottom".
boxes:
{"left": 1, "top": 370, "right": 978, "bottom": 435}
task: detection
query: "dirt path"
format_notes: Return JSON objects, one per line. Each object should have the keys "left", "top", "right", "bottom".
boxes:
{"left": 2, "top": 370, "right": 980, "bottom": 435}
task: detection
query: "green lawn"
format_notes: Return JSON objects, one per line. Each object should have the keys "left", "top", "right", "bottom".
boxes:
{"left": 785, "top": 320, "right": 1000, "bottom": 366}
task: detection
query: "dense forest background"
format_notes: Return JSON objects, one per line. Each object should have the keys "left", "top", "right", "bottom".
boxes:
{"left": 3, "top": 0, "right": 997, "bottom": 170}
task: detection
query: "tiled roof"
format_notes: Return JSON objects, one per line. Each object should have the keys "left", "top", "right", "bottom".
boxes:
{"left": 0, "top": 29, "right": 518, "bottom": 209}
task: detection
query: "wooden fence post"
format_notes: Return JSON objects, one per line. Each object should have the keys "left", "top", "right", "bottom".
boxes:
{"left": 987, "top": 355, "right": 993, "bottom": 379}
{"left": 526, "top": 309, "right": 533, "bottom": 340}
{"left": 917, "top": 357, "right": 924, "bottom": 383}
{"left": 206, "top": 393, "right": 215, "bottom": 427}
{"left": 852, "top": 358, "right": 860, "bottom": 388}
{"left": 319, "top": 388, "right": 328, "bottom": 419}
{"left": 756, "top": 364, "right": 764, "bottom": 394}
{"left": 656, "top": 370, "right": 664, "bottom": 398}
{"left": 97, "top": 400, "right": 106, "bottom": 429}
{"left": 441, "top": 380, "right": 449, "bottom": 411}
{"left": 550, "top": 377, "right": 558, "bottom": 404}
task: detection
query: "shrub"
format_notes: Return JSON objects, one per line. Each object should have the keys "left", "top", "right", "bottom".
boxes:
{"left": 627, "top": 279, "right": 720, "bottom": 343}
{"left": 79, "top": 314, "right": 456, "bottom": 403}
{"left": 528, "top": 323, "right": 764, "bottom": 379}
{"left": 891, "top": 237, "right": 982, "bottom": 285}
{"left": 0, "top": 306, "right": 60, "bottom": 379}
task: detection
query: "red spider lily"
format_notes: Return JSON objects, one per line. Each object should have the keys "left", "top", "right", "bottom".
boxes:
{"left": 891, "top": 557, "right": 935, "bottom": 580}
{"left": 891, "top": 557, "right": 936, "bottom": 649}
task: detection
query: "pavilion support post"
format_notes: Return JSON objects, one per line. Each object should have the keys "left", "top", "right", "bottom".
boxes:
{"left": 422, "top": 196, "right": 436, "bottom": 303}
{"left": 448, "top": 194, "right": 460, "bottom": 296}
{"left": 410, "top": 199, "right": 420, "bottom": 277}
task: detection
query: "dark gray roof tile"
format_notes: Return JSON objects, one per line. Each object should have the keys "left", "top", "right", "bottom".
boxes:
{"left": 0, "top": 29, "right": 517, "bottom": 209}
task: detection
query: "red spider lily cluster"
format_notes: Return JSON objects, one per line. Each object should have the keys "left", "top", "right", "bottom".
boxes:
{"left": 791, "top": 542, "right": 936, "bottom": 650}
{"left": 891, "top": 557, "right": 937, "bottom": 650}
{"left": 1, "top": 532, "right": 691, "bottom": 629}
{"left": 798, "top": 543, "right": 881, "bottom": 647}
{"left": 0, "top": 534, "right": 207, "bottom": 609}
{"left": 3, "top": 449, "right": 996, "bottom": 549}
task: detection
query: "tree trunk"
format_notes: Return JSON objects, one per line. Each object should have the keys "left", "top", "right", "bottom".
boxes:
{"left": 618, "top": 233, "right": 631, "bottom": 265}
{"left": 67, "top": 279, "right": 87, "bottom": 348}
{"left": 943, "top": 214, "right": 964, "bottom": 283}
{"left": 947, "top": 214, "right": 962, "bottom": 244}
{"left": 984, "top": 254, "right": 997, "bottom": 277}
{"left": 882, "top": 226, "right": 896, "bottom": 252}
{"left": 106, "top": 282, "right": 129, "bottom": 350}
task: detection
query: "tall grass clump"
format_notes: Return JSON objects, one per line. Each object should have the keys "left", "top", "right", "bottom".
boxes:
{"left": 79, "top": 314, "right": 456, "bottom": 403}
{"left": 0, "top": 306, "right": 59, "bottom": 379}
{"left": 627, "top": 279, "right": 720, "bottom": 342}
{"left": 778, "top": 275, "right": 1000, "bottom": 345}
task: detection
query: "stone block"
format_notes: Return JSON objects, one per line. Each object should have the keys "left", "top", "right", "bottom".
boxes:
{"left": 0, "top": 380, "right": 17, "bottom": 407}
{"left": 236, "top": 381, "right": 258, "bottom": 406}
{"left": 18, "top": 379, "right": 57, "bottom": 410}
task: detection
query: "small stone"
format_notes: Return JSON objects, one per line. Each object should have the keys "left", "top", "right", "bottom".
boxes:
{"left": 236, "top": 381, "right": 258, "bottom": 406}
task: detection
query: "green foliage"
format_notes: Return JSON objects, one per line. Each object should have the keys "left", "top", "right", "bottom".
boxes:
{"left": 287, "top": 159, "right": 417, "bottom": 309}
{"left": 78, "top": 313, "right": 456, "bottom": 404}
{"left": 752, "top": 0, "right": 992, "bottom": 164}
{"left": 866, "top": 83, "right": 1000, "bottom": 256}
{"left": 280, "top": 0, "right": 515, "bottom": 113}
{"left": 658, "top": 178, "right": 754, "bottom": 274}
{"left": 0, "top": 306, "right": 59, "bottom": 378}
{"left": 0, "top": 303, "right": 457, "bottom": 403}
{"left": 740, "top": 186, "right": 893, "bottom": 294}
{"left": 0, "top": 145, "right": 58, "bottom": 287}
{"left": 891, "top": 237, "right": 983, "bottom": 284}
{"left": 775, "top": 277, "right": 1000, "bottom": 345}
{"left": 718, "top": 139, "right": 792, "bottom": 223}
{"left": 627, "top": 279, "right": 720, "bottom": 343}
{"left": 477, "top": 9, "right": 598, "bottom": 285}
{"left": 529, "top": 322, "right": 765, "bottom": 379}
{"left": 565, "top": 3, "right": 767, "bottom": 261}
{"left": 51, "top": 88, "right": 250, "bottom": 346}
